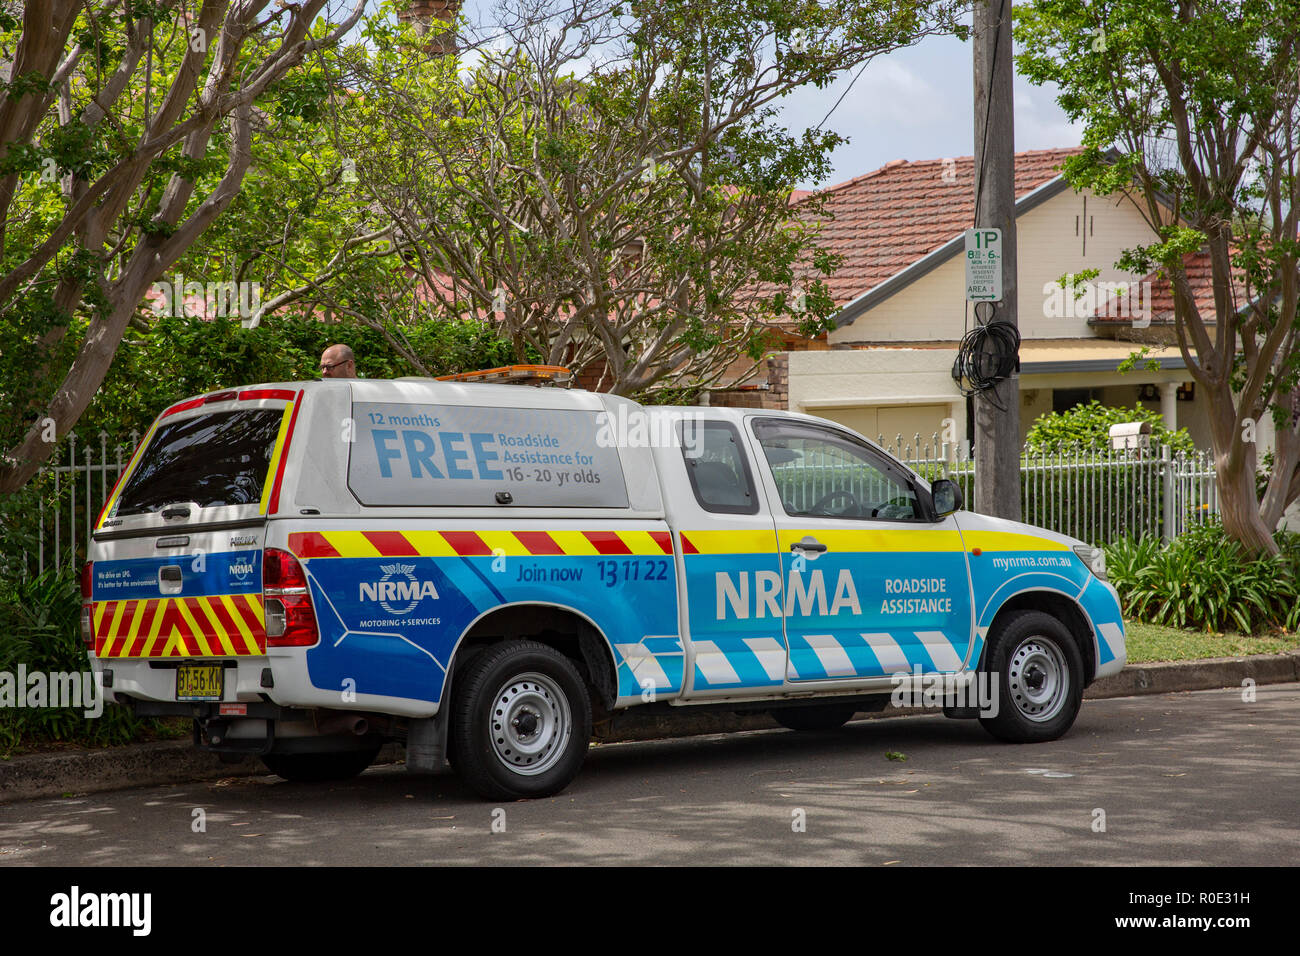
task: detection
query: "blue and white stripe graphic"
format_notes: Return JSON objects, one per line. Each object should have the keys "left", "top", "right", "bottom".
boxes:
{"left": 689, "top": 628, "right": 971, "bottom": 689}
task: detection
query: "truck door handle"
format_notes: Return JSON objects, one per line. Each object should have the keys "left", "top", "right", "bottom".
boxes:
{"left": 790, "top": 537, "right": 827, "bottom": 553}
{"left": 162, "top": 506, "right": 191, "bottom": 519}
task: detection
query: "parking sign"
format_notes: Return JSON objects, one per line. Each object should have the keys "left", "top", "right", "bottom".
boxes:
{"left": 965, "top": 227, "right": 1002, "bottom": 302}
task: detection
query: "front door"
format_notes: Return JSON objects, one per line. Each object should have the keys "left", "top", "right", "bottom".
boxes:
{"left": 747, "top": 417, "right": 974, "bottom": 682}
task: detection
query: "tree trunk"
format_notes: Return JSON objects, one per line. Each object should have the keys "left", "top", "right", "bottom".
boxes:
{"left": 0, "top": 270, "right": 156, "bottom": 495}
{"left": 1216, "top": 455, "right": 1278, "bottom": 555}
{"left": 1260, "top": 401, "right": 1300, "bottom": 532}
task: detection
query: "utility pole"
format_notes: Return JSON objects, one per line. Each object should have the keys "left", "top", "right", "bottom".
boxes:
{"left": 972, "top": 0, "right": 1021, "bottom": 520}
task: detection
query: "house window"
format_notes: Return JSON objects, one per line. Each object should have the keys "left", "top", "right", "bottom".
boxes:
{"left": 1052, "top": 388, "right": 1099, "bottom": 414}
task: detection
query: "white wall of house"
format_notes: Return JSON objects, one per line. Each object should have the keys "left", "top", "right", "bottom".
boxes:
{"left": 785, "top": 346, "right": 1217, "bottom": 453}
{"left": 828, "top": 188, "right": 1158, "bottom": 345}
{"left": 1018, "top": 190, "right": 1160, "bottom": 338}
{"left": 786, "top": 348, "right": 965, "bottom": 452}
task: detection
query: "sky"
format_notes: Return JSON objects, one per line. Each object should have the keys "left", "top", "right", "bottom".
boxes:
{"left": 775, "top": 30, "right": 1084, "bottom": 191}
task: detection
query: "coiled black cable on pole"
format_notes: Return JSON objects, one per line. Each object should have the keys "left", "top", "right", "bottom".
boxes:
{"left": 951, "top": 319, "right": 1020, "bottom": 397}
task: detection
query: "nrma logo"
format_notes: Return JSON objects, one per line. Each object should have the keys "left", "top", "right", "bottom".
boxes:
{"left": 359, "top": 563, "right": 439, "bottom": 616}
{"left": 228, "top": 558, "right": 256, "bottom": 582}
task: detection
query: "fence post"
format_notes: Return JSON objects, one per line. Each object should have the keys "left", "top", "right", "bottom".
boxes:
{"left": 1160, "top": 443, "right": 1174, "bottom": 541}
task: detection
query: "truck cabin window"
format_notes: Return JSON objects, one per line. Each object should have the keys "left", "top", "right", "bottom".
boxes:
{"left": 678, "top": 420, "right": 759, "bottom": 515}
{"left": 753, "top": 420, "right": 921, "bottom": 521}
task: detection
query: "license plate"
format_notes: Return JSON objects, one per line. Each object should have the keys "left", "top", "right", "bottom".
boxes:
{"left": 177, "top": 664, "right": 224, "bottom": 701}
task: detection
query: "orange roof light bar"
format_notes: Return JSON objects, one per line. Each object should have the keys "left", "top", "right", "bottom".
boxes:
{"left": 435, "top": 364, "right": 573, "bottom": 385}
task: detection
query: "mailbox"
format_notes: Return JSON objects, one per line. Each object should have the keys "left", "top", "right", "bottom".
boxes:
{"left": 1108, "top": 420, "right": 1152, "bottom": 450}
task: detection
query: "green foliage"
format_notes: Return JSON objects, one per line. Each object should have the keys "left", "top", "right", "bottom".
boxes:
{"left": 0, "top": 0, "right": 378, "bottom": 486}
{"left": 1025, "top": 400, "right": 1195, "bottom": 454}
{"left": 1054, "top": 267, "right": 1100, "bottom": 289}
{"left": 1014, "top": 0, "right": 1300, "bottom": 545}
{"left": 1105, "top": 524, "right": 1300, "bottom": 634}
{"left": 1115, "top": 346, "right": 1162, "bottom": 374}
{"left": 0, "top": 482, "right": 49, "bottom": 580}
{"left": 2, "top": 71, "right": 55, "bottom": 101}
{"left": 77, "top": 314, "right": 528, "bottom": 441}
{"left": 0, "top": 563, "right": 168, "bottom": 757}
{"left": 335, "top": 0, "right": 964, "bottom": 396}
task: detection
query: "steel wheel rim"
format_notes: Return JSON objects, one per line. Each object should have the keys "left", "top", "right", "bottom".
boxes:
{"left": 1007, "top": 636, "right": 1068, "bottom": 722}
{"left": 489, "top": 672, "right": 572, "bottom": 776}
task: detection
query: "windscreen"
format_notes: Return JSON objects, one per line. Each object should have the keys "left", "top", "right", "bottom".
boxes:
{"left": 112, "top": 410, "right": 285, "bottom": 516}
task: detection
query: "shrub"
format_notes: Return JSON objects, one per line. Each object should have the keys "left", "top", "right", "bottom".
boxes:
{"left": 1025, "top": 399, "right": 1195, "bottom": 454}
{"left": 1104, "top": 523, "right": 1300, "bottom": 634}
{"left": 0, "top": 563, "right": 173, "bottom": 757}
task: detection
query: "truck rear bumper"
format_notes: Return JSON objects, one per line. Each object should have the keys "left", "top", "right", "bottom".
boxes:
{"left": 119, "top": 697, "right": 391, "bottom": 757}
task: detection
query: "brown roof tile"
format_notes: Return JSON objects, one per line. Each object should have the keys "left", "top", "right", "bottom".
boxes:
{"left": 795, "top": 147, "right": 1084, "bottom": 308}
{"left": 1090, "top": 249, "right": 1248, "bottom": 325}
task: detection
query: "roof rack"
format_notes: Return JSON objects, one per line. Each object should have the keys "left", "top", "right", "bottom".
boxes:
{"left": 434, "top": 364, "right": 573, "bottom": 386}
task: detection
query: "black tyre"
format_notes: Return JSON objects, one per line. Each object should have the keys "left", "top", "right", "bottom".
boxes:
{"left": 450, "top": 641, "right": 592, "bottom": 801}
{"left": 261, "top": 746, "right": 380, "bottom": 782}
{"left": 771, "top": 703, "right": 859, "bottom": 732}
{"left": 978, "top": 610, "right": 1084, "bottom": 743}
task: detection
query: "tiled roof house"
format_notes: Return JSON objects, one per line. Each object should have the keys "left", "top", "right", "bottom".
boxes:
{"left": 715, "top": 147, "right": 1229, "bottom": 454}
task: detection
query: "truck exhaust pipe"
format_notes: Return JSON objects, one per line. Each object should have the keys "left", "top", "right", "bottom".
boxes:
{"left": 316, "top": 713, "right": 369, "bottom": 736}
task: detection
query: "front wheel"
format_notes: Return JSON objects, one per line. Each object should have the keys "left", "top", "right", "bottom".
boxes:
{"left": 450, "top": 641, "right": 592, "bottom": 801}
{"left": 978, "top": 611, "right": 1083, "bottom": 743}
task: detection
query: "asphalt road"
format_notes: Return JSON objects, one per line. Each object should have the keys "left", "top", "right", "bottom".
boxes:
{"left": 1, "top": 684, "right": 1297, "bottom": 866}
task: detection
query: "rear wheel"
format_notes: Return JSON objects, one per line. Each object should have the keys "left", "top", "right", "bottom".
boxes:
{"left": 450, "top": 641, "right": 592, "bottom": 801}
{"left": 978, "top": 611, "right": 1083, "bottom": 743}
{"left": 771, "top": 704, "right": 859, "bottom": 732}
{"left": 261, "top": 746, "right": 380, "bottom": 782}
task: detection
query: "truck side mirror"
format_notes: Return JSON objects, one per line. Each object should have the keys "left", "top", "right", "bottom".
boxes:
{"left": 931, "top": 478, "right": 963, "bottom": 517}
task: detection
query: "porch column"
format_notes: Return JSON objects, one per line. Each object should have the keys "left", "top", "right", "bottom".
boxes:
{"left": 1160, "top": 382, "right": 1178, "bottom": 431}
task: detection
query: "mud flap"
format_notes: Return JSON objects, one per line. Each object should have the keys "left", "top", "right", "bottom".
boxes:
{"left": 405, "top": 711, "right": 450, "bottom": 774}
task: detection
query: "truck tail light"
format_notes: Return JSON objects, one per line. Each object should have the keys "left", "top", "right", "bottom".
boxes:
{"left": 80, "top": 561, "right": 94, "bottom": 648}
{"left": 263, "top": 548, "right": 318, "bottom": 647}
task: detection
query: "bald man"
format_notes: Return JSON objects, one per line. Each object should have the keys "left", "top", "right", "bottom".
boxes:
{"left": 319, "top": 344, "right": 356, "bottom": 378}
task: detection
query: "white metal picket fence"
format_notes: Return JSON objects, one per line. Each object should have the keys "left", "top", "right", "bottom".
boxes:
{"left": 12, "top": 429, "right": 1220, "bottom": 577}
{"left": 11, "top": 431, "right": 140, "bottom": 578}
{"left": 876, "top": 433, "right": 1220, "bottom": 547}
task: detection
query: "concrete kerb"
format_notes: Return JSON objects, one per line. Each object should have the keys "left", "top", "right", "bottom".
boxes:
{"left": 2, "top": 652, "right": 1297, "bottom": 805}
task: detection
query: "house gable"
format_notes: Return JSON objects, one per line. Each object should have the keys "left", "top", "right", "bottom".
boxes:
{"left": 828, "top": 182, "right": 1159, "bottom": 344}
{"left": 789, "top": 148, "right": 1164, "bottom": 345}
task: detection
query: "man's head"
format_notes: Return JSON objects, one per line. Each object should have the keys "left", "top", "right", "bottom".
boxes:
{"left": 319, "top": 344, "right": 356, "bottom": 378}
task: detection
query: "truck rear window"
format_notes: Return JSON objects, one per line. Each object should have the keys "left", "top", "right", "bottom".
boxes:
{"left": 113, "top": 410, "right": 284, "bottom": 516}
